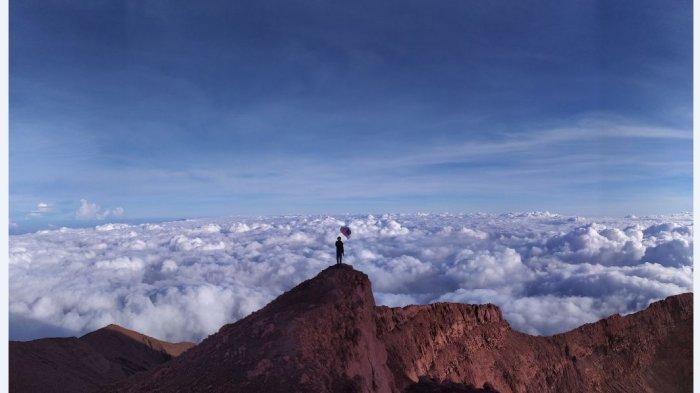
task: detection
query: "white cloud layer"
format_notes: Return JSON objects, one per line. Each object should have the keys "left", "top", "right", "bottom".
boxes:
{"left": 9, "top": 212, "right": 692, "bottom": 342}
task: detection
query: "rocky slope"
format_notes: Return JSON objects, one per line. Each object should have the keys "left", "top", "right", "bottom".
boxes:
{"left": 104, "top": 264, "right": 692, "bottom": 393}
{"left": 106, "top": 264, "right": 395, "bottom": 393}
{"left": 376, "top": 292, "right": 692, "bottom": 392}
{"left": 10, "top": 324, "right": 195, "bottom": 393}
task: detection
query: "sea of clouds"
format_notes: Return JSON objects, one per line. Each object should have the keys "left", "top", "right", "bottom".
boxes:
{"left": 9, "top": 212, "right": 693, "bottom": 342}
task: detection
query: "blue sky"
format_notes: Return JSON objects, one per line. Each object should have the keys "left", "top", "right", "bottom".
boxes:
{"left": 10, "top": 0, "right": 692, "bottom": 230}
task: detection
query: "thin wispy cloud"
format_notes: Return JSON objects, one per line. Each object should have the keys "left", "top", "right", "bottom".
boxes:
{"left": 9, "top": 1, "right": 691, "bottom": 222}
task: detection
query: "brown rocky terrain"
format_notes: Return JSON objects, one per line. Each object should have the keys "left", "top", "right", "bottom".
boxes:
{"left": 104, "top": 264, "right": 692, "bottom": 393}
{"left": 10, "top": 264, "right": 692, "bottom": 392}
{"left": 106, "top": 264, "right": 396, "bottom": 393}
{"left": 10, "top": 324, "right": 195, "bottom": 392}
{"left": 376, "top": 291, "right": 692, "bottom": 392}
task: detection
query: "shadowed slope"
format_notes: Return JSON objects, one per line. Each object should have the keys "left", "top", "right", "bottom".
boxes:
{"left": 405, "top": 377, "right": 499, "bottom": 393}
{"left": 10, "top": 324, "right": 195, "bottom": 393}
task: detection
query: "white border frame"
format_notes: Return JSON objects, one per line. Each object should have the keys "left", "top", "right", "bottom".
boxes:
{"left": 1, "top": 0, "right": 9, "bottom": 390}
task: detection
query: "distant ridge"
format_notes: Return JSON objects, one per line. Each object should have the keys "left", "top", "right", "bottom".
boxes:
{"left": 82, "top": 324, "right": 194, "bottom": 357}
{"left": 10, "top": 323, "right": 195, "bottom": 392}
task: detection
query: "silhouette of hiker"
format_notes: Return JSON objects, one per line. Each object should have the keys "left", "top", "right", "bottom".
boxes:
{"left": 335, "top": 236, "right": 344, "bottom": 264}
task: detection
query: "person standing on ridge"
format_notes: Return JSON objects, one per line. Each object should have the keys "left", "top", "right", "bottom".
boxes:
{"left": 335, "top": 236, "right": 344, "bottom": 264}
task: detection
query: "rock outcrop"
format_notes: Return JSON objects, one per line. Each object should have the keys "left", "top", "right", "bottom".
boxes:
{"left": 108, "top": 264, "right": 395, "bottom": 393}
{"left": 376, "top": 293, "right": 692, "bottom": 392}
{"left": 10, "top": 324, "right": 195, "bottom": 393}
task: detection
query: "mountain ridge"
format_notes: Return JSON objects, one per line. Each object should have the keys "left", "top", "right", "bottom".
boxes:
{"left": 106, "top": 264, "right": 692, "bottom": 393}
{"left": 10, "top": 264, "right": 692, "bottom": 392}
{"left": 10, "top": 322, "right": 195, "bottom": 393}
